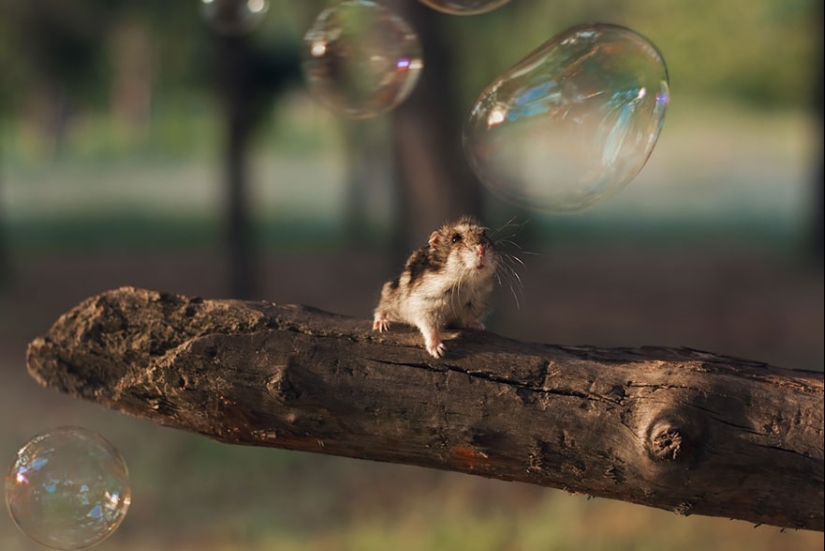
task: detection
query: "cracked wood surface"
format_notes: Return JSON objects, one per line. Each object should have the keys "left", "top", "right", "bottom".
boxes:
{"left": 25, "top": 287, "right": 824, "bottom": 531}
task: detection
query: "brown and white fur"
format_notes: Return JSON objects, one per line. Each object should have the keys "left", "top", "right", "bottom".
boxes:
{"left": 373, "top": 216, "right": 498, "bottom": 358}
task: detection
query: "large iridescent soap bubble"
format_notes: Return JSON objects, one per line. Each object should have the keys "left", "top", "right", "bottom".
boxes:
{"left": 464, "top": 24, "right": 669, "bottom": 213}
{"left": 200, "top": 0, "right": 269, "bottom": 35}
{"left": 302, "top": 0, "right": 423, "bottom": 119}
{"left": 418, "top": 0, "right": 511, "bottom": 15}
{"left": 5, "top": 427, "right": 132, "bottom": 550}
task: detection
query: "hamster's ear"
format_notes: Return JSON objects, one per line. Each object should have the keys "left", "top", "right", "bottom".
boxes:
{"left": 428, "top": 231, "right": 440, "bottom": 248}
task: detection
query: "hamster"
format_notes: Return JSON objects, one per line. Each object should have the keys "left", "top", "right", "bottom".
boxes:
{"left": 373, "top": 215, "right": 498, "bottom": 358}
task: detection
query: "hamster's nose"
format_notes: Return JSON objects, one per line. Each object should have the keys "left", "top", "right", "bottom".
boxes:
{"left": 476, "top": 245, "right": 486, "bottom": 256}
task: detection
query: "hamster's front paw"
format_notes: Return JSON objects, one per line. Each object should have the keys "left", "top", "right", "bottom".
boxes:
{"left": 423, "top": 330, "right": 446, "bottom": 358}
{"left": 373, "top": 312, "right": 390, "bottom": 332}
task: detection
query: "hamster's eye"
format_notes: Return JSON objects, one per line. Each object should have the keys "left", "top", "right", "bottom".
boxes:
{"left": 451, "top": 233, "right": 462, "bottom": 244}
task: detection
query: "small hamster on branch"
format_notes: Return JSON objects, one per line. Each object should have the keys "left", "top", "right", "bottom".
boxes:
{"left": 373, "top": 216, "right": 498, "bottom": 358}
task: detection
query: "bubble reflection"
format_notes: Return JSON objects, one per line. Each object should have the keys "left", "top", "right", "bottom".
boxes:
{"left": 5, "top": 427, "right": 131, "bottom": 550}
{"left": 302, "top": 0, "right": 423, "bottom": 118}
{"left": 464, "top": 24, "right": 669, "bottom": 213}
{"left": 418, "top": 0, "right": 511, "bottom": 15}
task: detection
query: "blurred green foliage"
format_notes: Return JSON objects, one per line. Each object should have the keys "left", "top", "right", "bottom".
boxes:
{"left": 0, "top": 0, "right": 817, "bottom": 115}
{"left": 450, "top": 0, "right": 819, "bottom": 108}
{"left": 0, "top": 0, "right": 817, "bottom": 167}
{"left": 0, "top": 0, "right": 817, "bottom": 251}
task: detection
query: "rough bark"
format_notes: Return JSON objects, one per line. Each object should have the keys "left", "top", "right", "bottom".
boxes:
{"left": 26, "top": 287, "right": 824, "bottom": 532}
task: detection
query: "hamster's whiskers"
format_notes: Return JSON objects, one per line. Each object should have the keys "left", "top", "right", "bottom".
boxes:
{"left": 489, "top": 218, "right": 532, "bottom": 313}
{"left": 497, "top": 252, "right": 524, "bottom": 310}
{"left": 449, "top": 264, "right": 470, "bottom": 318}
{"left": 489, "top": 215, "right": 527, "bottom": 238}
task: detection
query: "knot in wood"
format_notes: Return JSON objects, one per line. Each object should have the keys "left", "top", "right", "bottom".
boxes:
{"left": 652, "top": 426, "right": 688, "bottom": 461}
{"left": 647, "top": 417, "right": 696, "bottom": 464}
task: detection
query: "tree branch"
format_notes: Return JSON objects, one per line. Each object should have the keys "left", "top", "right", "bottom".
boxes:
{"left": 26, "top": 287, "right": 824, "bottom": 532}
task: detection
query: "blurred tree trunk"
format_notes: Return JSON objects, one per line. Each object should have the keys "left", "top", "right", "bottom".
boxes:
{"left": 109, "top": 21, "right": 152, "bottom": 141}
{"left": 0, "top": 127, "right": 8, "bottom": 289}
{"left": 390, "top": 2, "right": 482, "bottom": 262}
{"left": 812, "top": 7, "right": 823, "bottom": 264}
{"left": 213, "top": 31, "right": 302, "bottom": 298}
{"left": 342, "top": 119, "right": 393, "bottom": 247}
{"left": 814, "top": 67, "right": 823, "bottom": 263}
{"left": 217, "top": 35, "right": 257, "bottom": 300}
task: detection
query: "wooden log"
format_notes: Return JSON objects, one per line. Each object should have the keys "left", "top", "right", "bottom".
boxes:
{"left": 25, "top": 287, "right": 824, "bottom": 531}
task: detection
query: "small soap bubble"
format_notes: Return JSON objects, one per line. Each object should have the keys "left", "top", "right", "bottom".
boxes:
{"left": 200, "top": 0, "right": 269, "bottom": 36}
{"left": 418, "top": 0, "right": 510, "bottom": 16}
{"left": 464, "top": 24, "right": 669, "bottom": 213}
{"left": 302, "top": 0, "right": 423, "bottom": 119}
{"left": 5, "top": 427, "right": 131, "bottom": 550}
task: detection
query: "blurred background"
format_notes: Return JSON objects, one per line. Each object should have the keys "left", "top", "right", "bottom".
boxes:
{"left": 0, "top": 0, "right": 822, "bottom": 549}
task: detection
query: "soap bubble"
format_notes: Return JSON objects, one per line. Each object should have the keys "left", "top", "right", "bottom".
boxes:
{"left": 464, "top": 24, "right": 669, "bottom": 213}
{"left": 302, "top": 0, "right": 423, "bottom": 118}
{"left": 5, "top": 427, "right": 131, "bottom": 550}
{"left": 200, "top": 0, "right": 269, "bottom": 36}
{"left": 418, "top": 0, "right": 510, "bottom": 16}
